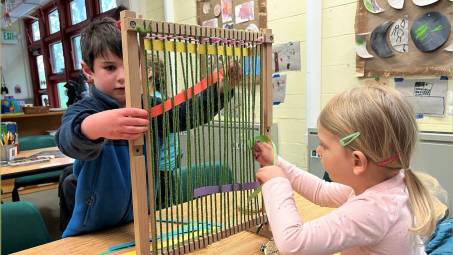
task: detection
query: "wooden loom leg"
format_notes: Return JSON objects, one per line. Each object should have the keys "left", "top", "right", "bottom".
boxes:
{"left": 249, "top": 29, "right": 274, "bottom": 239}
{"left": 121, "top": 10, "right": 151, "bottom": 255}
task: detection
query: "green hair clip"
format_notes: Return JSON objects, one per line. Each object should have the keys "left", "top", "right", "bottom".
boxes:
{"left": 339, "top": 132, "right": 360, "bottom": 147}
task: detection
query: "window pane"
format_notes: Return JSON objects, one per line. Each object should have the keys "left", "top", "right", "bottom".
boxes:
{"left": 57, "top": 82, "right": 69, "bottom": 109}
{"left": 100, "top": 0, "right": 117, "bottom": 13}
{"left": 70, "top": 0, "right": 87, "bottom": 25}
{"left": 41, "top": 94, "right": 49, "bottom": 106}
{"left": 48, "top": 9, "right": 60, "bottom": 34}
{"left": 36, "top": 55, "right": 47, "bottom": 89}
{"left": 50, "top": 42, "right": 65, "bottom": 73}
{"left": 72, "top": 35, "right": 82, "bottom": 69}
{"left": 32, "top": 21, "right": 40, "bottom": 41}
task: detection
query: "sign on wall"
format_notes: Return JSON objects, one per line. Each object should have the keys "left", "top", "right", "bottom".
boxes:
{"left": 1, "top": 31, "right": 18, "bottom": 44}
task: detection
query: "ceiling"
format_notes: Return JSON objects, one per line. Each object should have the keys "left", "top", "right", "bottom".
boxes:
{"left": 2, "top": 0, "right": 52, "bottom": 26}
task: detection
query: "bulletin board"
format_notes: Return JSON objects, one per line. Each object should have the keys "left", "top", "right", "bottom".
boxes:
{"left": 355, "top": 1, "right": 453, "bottom": 77}
{"left": 196, "top": 0, "right": 267, "bottom": 31}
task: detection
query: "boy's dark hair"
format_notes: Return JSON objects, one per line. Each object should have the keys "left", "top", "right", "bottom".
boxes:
{"left": 80, "top": 17, "right": 122, "bottom": 71}
{"left": 147, "top": 54, "right": 166, "bottom": 92}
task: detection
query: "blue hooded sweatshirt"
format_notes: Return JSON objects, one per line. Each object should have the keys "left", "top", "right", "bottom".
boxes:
{"left": 57, "top": 85, "right": 226, "bottom": 237}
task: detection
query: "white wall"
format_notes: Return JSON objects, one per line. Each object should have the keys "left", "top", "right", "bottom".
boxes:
{"left": 1, "top": 21, "right": 33, "bottom": 100}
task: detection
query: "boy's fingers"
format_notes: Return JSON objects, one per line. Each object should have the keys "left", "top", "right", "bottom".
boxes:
{"left": 123, "top": 117, "right": 150, "bottom": 127}
{"left": 121, "top": 108, "right": 149, "bottom": 118}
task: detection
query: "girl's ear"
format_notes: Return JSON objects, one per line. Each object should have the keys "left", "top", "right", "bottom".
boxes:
{"left": 351, "top": 151, "right": 368, "bottom": 176}
{"left": 81, "top": 61, "right": 94, "bottom": 84}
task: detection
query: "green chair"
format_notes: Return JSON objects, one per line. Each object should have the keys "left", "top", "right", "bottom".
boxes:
{"left": 172, "top": 161, "right": 233, "bottom": 203}
{"left": 1, "top": 201, "right": 51, "bottom": 254}
{"left": 12, "top": 135, "right": 64, "bottom": 201}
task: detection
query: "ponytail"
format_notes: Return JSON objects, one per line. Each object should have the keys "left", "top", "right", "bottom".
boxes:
{"left": 404, "top": 168, "right": 436, "bottom": 237}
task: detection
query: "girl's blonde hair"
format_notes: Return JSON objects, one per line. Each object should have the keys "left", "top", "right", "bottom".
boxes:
{"left": 318, "top": 84, "right": 436, "bottom": 237}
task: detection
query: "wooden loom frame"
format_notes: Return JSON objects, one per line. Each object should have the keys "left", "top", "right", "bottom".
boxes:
{"left": 120, "top": 10, "right": 273, "bottom": 255}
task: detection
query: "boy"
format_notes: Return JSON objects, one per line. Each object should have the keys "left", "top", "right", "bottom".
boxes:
{"left": 57, "top": 17, "right": 237, "bottom": 237}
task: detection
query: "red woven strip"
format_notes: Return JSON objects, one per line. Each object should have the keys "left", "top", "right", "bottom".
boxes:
{"left": 149, "top": 70, "right": 224, "bottom": 118}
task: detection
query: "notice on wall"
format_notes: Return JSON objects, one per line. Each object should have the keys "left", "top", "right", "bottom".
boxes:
{"left": 395, "top": 77, "right": 448, "bottom": 116}
{"left": 272, "top": 73, "right": 287, "bottom": 105}
{"left": 272, "top": 42, "right": 301, "bottom": 73}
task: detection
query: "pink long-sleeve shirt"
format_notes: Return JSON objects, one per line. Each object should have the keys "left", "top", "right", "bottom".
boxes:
{"left": 262, "top": 157, "right": 426, "bottom": 255}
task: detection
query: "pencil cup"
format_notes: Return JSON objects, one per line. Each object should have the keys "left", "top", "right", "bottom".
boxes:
{"left": 0, "top": 144, "right": 17, "bottom": 161}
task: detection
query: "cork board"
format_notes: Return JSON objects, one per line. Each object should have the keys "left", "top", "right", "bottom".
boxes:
{"left": 355, "top": 1, "right": 453, "bottom": 77}
{"left": 196, "top": 0, "right": 267, "bottom": 30}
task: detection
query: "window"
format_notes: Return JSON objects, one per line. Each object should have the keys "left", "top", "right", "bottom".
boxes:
{"left": 57, "top": 82, "right": 69, "bottom": 109}
{"left": 48, "top": 9, "right": 60, "bottom": 34}
{"left": 100, "top": 0, "right": 117, "bottom": 13}
{"left": 72, "top": 35, "right": 82, "bottom": 69}
{"left": 32, "top": 21, "right": 40, "bottom": 41}
{"left": 36, "top": 55, "right": 47, "bottom": 89}
{"left": 26, "top": 1, "right": 122, "bottom": 107}
{"left": 70, "top": 0, "right": 87, "bottom": 25}
{"left": 50, "top": 42, "right": 65, "bottom": 73}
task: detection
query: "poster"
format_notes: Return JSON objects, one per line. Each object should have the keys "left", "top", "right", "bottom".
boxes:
{"left": 235, "top": 1, "right": 255, "bottom": 24}
{"left": 272, "top": 74, "right": 287, "bottom": 105}
{"left": 395, "top": 77, "right": 448, "bottom": 116}
{"left": 272, "top": 42, "right": 301, "bottom": 72}
{"left": 221, "top": 0, "right": 233, "bottom": 23}
{"left": 202, "top": 18, "right": 219, "bottom": 28}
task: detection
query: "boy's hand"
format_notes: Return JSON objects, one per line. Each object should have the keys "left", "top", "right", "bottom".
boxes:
{"left": 217, "top": 61, "right": 241, "bottom": 93}
{"left": 254, "top": 141, "right": 274, "bottom": 166}
{"left": 82, "top": 108, "right": 149, "bottom": 140}
{"left": 256, "top": 165, "right": 286, "bottom": 184}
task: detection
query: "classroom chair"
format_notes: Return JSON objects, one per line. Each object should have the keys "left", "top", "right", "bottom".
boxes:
{"left": 12, "top": 135, "right": 64, "bottom": 201}
{"left": 1, "top": 200, "right": 51, "bottom": 254}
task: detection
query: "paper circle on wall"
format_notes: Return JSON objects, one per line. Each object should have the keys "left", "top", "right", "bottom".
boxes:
{"left": 202, "top": 2, "right": 211, "bottom": 14}
{"left": 388, "top": 0, "right": 404, "bottom": 9}
{"left": 411, "top": 12, "right": 451, "bottom": 52}
{"left": 412, "top": 0, "right": 440, "bottom": 7}
{"left": 371, "top": 21, "right": 394, "bottom": 58}
{"left": 214, "top": 4, "right": 221, "bottom": 17}
{"left": 246, "top": 23, "right": 259, "bottom": 32}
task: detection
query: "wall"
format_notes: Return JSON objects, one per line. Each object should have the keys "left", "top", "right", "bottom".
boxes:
{"left": 1, "top": 21, "right": 33, "bottom": 100}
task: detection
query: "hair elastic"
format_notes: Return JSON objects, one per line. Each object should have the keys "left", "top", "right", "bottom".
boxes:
{"left": 376, "top": 151, "right": 400, "bottom": 167}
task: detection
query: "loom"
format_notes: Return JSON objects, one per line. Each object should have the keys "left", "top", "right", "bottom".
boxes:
{"left": 120, "top": 10, "right": 273, "bottom": 255}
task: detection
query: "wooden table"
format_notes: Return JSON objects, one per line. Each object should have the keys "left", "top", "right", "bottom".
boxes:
{"left": 1, "top": 147, "right": 74, "bottom": 180}
{"left": 1, "top": 147, "right": 74, "bottom": 199}
{"left": 12, "top": 194, "right": 334, "bottom": 255}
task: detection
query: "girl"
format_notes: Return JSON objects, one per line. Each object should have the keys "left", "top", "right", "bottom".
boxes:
{"left": 254, "top": 85, "right": 437, "bottom": 255}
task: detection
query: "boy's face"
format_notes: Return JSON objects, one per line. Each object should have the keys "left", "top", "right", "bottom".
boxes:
{"left": 82, "top": 51, "right": 126, "bottom": 105}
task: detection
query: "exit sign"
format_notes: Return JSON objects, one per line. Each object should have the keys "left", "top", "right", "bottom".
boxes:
{"left": 2, "top": 31, "right": 18, "bottom": 44}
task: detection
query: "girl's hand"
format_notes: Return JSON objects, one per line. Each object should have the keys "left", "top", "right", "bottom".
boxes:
{"left": 254, "top": 141, "right": 274, "bottom": 166}
{"left": 82, "top": 108, "right": 149, "bottom": 140}
{"left": 256, "top": 165, "right": 286, "bottom": 184}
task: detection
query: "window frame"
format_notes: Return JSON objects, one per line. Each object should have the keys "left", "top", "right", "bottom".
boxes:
{"left": 24, "top": 0, "right": 121, "bottom": 107}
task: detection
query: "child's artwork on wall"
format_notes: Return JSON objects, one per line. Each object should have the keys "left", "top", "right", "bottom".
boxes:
{"left": 272, "top": 73, "right": 286, "bottom": 105}
{"left": 395, "top": 77, "right": 448, "bottom": 116}
{"left": 411, "top": 11, "right": 450, "bottom": 52}
{"left": 202, "top": 18, "right": 219, "bottom": 28}
{"left": 355, "top": 1, "right": 453, "bottom": 77}
{"left": 221, "top": 0, "right": 233, "bottom": 22}
{"left": 389, "top": 15, "right": 409, "bottom": 53}
{"left": 197, "top": 0, "right": 267, "bottom": 31}
{"left": 272, "top": 42, "right": 301, "bottom": 72}
{"left": 356, "top": 33, "right": 374, "bottom": 58}
{"left": 235, "top": 1, "right": 254, "bottom": 24}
